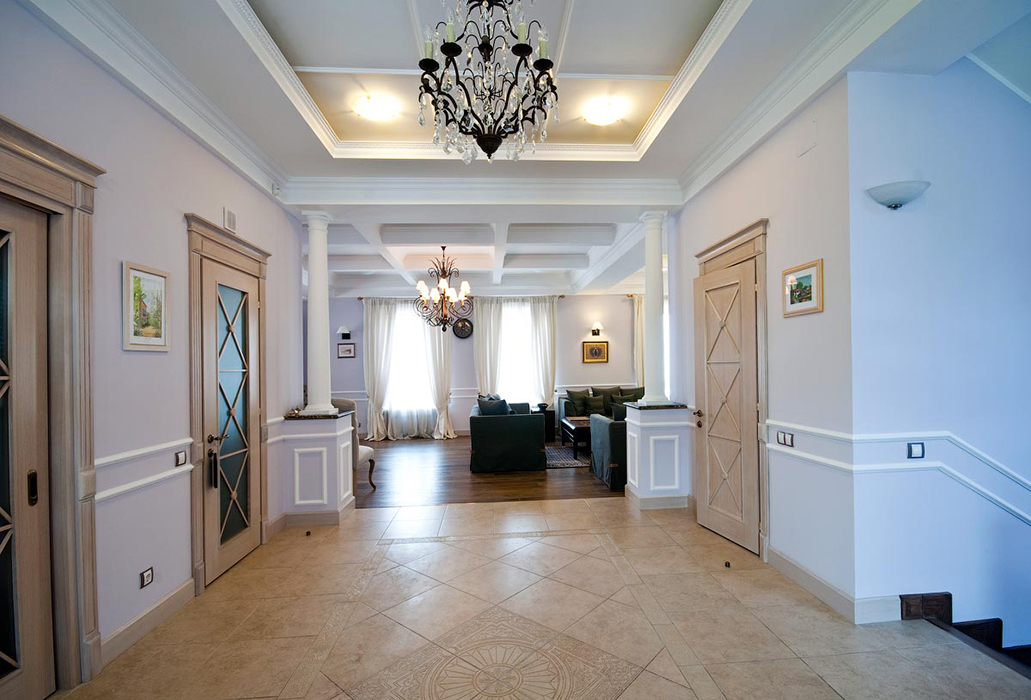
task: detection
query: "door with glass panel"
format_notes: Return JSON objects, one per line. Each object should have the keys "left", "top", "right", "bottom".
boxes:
{"left": 202, "top": 260, "right": 261, "bottom": 584}
{"left": 0, "top": 197, "right": 54, "bottom": 699}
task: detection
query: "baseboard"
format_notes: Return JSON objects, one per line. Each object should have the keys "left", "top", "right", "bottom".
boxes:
{"left": 768, "top": 548, "right": 900, "bottom": 624}
{"left": 283, "top": 501, "right": 355, "bottom": 527}
{"left": 626, "top": 488, "right": 694, "bottom": 511}
{"left": 100, "top": 579, "right": 194, "bottom": 666}
{"left": 263, "top": 513, "right": 288, "bottom": 542}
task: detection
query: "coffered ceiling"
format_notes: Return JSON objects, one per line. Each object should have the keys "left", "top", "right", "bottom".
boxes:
{"left": 23, "top": 0, "right": 1031, "bottom": 296}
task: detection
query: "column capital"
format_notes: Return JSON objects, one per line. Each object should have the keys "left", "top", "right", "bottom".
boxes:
{"left": 302, "top": 211, "right": 332, "bottom": 229}
{"left": 640, "top": 210, "right": 668, "bottom": 227}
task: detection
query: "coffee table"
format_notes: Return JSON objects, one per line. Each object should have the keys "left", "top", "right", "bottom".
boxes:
{"left": 560, "top": 416, "right": 592, "bottom": 460}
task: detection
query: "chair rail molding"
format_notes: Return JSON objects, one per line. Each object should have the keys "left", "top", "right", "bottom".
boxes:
{"left": 93, "top": 437, "right": 194, "bottom": 469}
{"left": 95, "top": 465, "right": 193, "bottom": 504}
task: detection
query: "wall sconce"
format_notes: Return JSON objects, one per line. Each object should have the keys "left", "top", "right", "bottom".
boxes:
{"left": 591, "top": 322, "right": 604, "bottom": 336}
{"left": 336, "top": 325, "right": 351, "bottom": 340}
{"left": 866, "top": 180, "right": 930, "bottom": 210}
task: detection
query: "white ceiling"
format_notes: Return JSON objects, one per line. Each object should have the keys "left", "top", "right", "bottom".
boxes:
{"left": 29, "top": 0, "right": 1031, "bottom": 297}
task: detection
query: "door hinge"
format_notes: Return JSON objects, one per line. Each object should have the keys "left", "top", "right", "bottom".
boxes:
{"left": 755, "top": 283, "right": 759, "bottom": 292}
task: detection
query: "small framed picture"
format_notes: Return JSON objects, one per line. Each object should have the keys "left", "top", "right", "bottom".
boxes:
{"left": 582, "top": 341, "right": 609, "bottom": 364}
{"left": 123, "top": 262, "right": 169, "bottom": 351}
{"left": 337, "top": 343, "right": 356, "bottom": 359}
{"left": 782, "top": 259, "right": 824, "bottom": 317}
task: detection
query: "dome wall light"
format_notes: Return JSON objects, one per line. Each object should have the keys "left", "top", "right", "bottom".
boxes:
{"left": 866, "top": 180, "right": 930, "bottom": 210}
{"left": 583, "top": 96, "right": 628, "bottom": 126}
{"left": 353, "top": 94, "right": 401, "bottom": 121}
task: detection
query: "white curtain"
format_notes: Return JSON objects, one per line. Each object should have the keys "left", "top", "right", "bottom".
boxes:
{"left": 632, "top": 294, "right": 646, "bottom": 386}
{"left": 473, "top": 296, "right": 504, "bottom": 396}
{"left": 363, "top": 298, "right": 396, "bottom": 441}
{"left": 529, "top": 296, "right": 557, "bottom": 407}
{"left": 424, "top": 322, "right": 457, "bottom": 439}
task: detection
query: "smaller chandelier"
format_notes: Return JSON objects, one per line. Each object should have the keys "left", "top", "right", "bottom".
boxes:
{"left": 417, "top": 0, "right": 558, "bottom": 163}
{"left": 415, "top": 246, "right": 473, "bottom": 331}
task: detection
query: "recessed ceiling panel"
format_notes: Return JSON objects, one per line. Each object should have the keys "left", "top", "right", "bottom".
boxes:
{"left": 300, "top": 71, "right": 670, "bottom": 143}
{"left": 560, "top": 0, "right": 722, "bottom": 76}
{"left": 412, "top": 0, "right": 570, "bottom": 51}
{"left": 250, "top": 0, "right": 419, "bottom": 69}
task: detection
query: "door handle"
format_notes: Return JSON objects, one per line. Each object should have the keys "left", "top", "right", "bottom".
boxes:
{"left": 693, "top": 410, "right": 704, "bottom": 417}
{"left": 208, "top": 449, "right": 221, "bottom": 490}
{"left": 207, "top": 433, "right": 228, "bottom": 444}
{"left": 27, "top": 470, "right": 38, "bottom": 506}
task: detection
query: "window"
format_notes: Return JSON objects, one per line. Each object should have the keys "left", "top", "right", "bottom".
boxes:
{"left": 383, "top": 305, "right": 435, "bottom": 411}
{"left": 496, "top": 301, "right": 540, "bottom": 405}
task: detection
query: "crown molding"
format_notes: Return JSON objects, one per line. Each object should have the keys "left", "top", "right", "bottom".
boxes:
{"left": 20, "top": 0, "right": 288, "bottom": 194}
{"left": 632, "top": 0, "right": 753, "bottom": 156}
{"left": 677, "top": 0, "right": 920, "bottom": 200}
{"left": 281, "top": 177, "right": 684, "bottom": 207}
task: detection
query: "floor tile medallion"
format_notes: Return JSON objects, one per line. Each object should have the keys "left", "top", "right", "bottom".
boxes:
{"left": 348, "top": 609, "right": 640, "bottom": 699}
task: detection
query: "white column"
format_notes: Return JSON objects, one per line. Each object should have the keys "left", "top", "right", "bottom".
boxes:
{"left": 641, "top": 211, "right": 668, "bottom": 405}
{"left": 301, "top": 211, "right": 337, "bottom": 415}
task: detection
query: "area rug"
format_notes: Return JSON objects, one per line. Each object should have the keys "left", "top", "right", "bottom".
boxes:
{"left": 545, "top": 443, "right": 591, "bottom": 468}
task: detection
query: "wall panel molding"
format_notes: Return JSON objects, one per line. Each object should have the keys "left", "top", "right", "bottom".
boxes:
{"left": 93, "top": 437, "right": 193, "bottom": 469}
{"left": 292, "top": 447, "right": 328, "bottom": 506}
{"left": 95, "top": 465, "right": 193, "bottom": 503}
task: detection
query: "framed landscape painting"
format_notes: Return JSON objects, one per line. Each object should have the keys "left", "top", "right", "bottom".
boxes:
{"left": 782, "top": 258, "right": 823, "bottom": 317}
{"left": 123, "top": 262, "right": 169, "bottom": 351}
{"left": 582, "top": 341, "right": 609, "bottom": 363}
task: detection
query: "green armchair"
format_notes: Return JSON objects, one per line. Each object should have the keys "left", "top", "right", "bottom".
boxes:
{"left": 469, "top": 402, "right": 546, "bottom": 473}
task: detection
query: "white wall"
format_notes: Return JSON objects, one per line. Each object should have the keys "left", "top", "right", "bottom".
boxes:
{"left": 555, "top": 294, "right": 637, "bottom": 390}
{"left": 670, "top": 78, "right": 857, "bottom": 596}
{"left": 848, "top": 60, "right": 1031, "bottom": 644}
{"left": 0, "top": 0, "right": 304, "bottom": 640}
{"left": 320, "top": 295, "right": 635, "bottom": 435}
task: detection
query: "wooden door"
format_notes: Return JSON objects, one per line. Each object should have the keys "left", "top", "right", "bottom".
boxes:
{"left": 202, "top": 259, "right": 261, "bottom": 584}
{"left": 693, "top": 261, "right": 760, "bottom": 553}
{"left": 0, "top": 198, "right": 54, "bottom": 699}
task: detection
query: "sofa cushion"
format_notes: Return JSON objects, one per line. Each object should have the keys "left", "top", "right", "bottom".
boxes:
{"left": 591, "top": 386, "right": 624, "bottom": 413}
{"left": 611, "top": 403, "right": 628, "bottom": 422}
{"left": 583, "top": 396, "right": 606, "bottom": 416}
{"left": 622, "top": 386, "right": 645, "bottom": 401}
{"left": 477, "top": 398, "right": 510, "bottom": 416}
{"left": 566, "top": 388, "right": 591, "bottom": 416}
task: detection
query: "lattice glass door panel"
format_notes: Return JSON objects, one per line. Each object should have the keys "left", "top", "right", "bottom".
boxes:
{"left": 217, "top": 284, "right": 250, "bottom": 544}
{"left": 0, "top": 231, "right": 16, "bottom": 680}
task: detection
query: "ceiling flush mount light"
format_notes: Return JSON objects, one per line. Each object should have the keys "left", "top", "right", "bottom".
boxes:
{"left": 417, "top": 0, "right": 558, "bottom": 162}
{"left": 866, "top": 180, "right": 930, "bottom": 210}
{"left": 591, "top": 322, "right": 604, "bottom": 336}
{"left": 353, "top": 94, "right": 400, "bottom": 121}
{"left": 582, "top": 97, "right": 627, "bottom": 126}
{"left": 415, "top": 246, "right": 474, "bottom": 331}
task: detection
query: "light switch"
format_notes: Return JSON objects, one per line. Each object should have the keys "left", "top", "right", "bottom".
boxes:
{"left": 175, "top": 450, "right": 188, "bottom": 467}
{"left": 785, "top": 433, "right": 795, "bottom": 448}
{"left": 908, "top": 442, "right": 924, "bottom": 459}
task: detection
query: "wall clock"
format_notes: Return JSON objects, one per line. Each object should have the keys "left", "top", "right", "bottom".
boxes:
{"left": 453, "top": 318, "right": 474, "bottom": 339}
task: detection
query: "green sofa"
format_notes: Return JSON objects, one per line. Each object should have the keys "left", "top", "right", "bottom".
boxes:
{"left": 590, "top": 413, "right": 627, "bottom": 490}
{"left": 469, "top": 402, "right": 546, "bottom": 473}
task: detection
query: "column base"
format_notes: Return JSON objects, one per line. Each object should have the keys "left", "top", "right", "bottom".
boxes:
{"left": 626, "top": 487, "right": 695, "bottom": 512}
{"left": 299, "top": 404, "right": 339, "bottom": 417}
{"left": 637, "top": 394, "right": 673, "bottom": 406}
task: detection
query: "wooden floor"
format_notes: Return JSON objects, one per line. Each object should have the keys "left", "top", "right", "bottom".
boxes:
{"left": 353, "top": 436, "right": 622, "bottom": 508}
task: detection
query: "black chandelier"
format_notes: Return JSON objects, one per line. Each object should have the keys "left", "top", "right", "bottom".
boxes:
{"left": 417, "top": 0, "right": 558, "bottom": 162}
{"left": 415, "top": 246, "right": 474, "bottom": 331}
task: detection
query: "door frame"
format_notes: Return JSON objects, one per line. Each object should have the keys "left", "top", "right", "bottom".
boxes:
{"left": 0, "top": 115, "right": 105, "bottom": 686}
{"left": 695, "top": 219, "right": 770, "bottom": 559}
{"left": 186, "top": 213, "right": 270, "bottom": 593}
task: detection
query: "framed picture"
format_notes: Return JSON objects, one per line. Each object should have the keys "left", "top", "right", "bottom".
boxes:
{"left": 782, "top": 259, "right": 824, "bottom": 317}
{"left": 337, "top": 342, "right": 356, "bottom": 359}
{"left": 582, "top": 341, "right": 609, "bottom": 363}
{"left": 123, "top": 262, "right": 169, "bottom": 351}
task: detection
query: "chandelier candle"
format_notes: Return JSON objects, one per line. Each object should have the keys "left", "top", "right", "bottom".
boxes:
{"left": 418, "top": 0, "right": 559, "bottom": 162}
{"left": 415, "top": 246, "right": 474, "bottom": 331}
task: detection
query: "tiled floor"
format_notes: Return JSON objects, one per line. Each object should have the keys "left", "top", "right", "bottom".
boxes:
{"left": 67, "top": 498, "right": 1031, "bottom": 699}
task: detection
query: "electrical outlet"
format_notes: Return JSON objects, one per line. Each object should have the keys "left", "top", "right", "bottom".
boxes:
{"left": 140, "top": 567, "right": 154, "bottom": 589}
{"left": 175, "top": 450, "right": 188, "bottom": 467}
{"left": 908, "top": 442, "right": 924, "bottom": 459}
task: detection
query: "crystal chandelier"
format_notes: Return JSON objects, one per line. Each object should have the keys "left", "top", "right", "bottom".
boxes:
{"left": 415, "top": 246, "right": 474, "bottom": 331}
{"left": 417, "top": 0, "right": 559, "bottom": 163}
